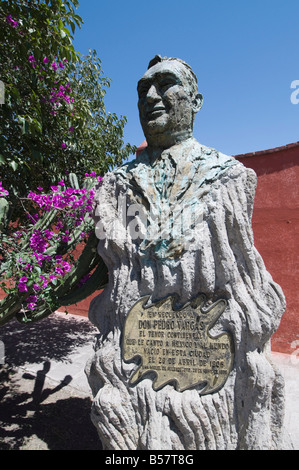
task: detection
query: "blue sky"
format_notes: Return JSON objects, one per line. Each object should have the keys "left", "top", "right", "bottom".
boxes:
{"left": 74, "top": 0, "right": 299, "bottom": 157}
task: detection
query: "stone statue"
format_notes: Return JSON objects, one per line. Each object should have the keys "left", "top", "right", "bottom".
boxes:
{"left": 86, "top": 55, "right": 291, "bottom": 450}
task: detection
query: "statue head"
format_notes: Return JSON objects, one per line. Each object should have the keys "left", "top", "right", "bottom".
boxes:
{"left": 137, "top": 55, "right": 203, "bottom": 150}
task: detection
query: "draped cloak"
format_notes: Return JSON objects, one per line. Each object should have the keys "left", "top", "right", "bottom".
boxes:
{"left": 87, "top": 137, "right": 288, "bottom": 450}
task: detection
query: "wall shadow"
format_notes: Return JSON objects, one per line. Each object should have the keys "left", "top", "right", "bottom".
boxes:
{"left": 0, "top": 365, "right": 102, "bottom": 450}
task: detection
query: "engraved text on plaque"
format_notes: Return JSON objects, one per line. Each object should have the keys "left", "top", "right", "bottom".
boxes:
{"left": 122, "top": 294, "right": 234, "bottom": 393}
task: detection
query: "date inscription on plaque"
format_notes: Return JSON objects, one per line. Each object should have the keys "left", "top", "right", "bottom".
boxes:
{"left": 122, "top": 295, "right": 234, "bottom": 394}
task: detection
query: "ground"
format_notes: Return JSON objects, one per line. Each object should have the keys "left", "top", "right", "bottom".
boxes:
{"left": 0, "top": 312, "right": 102, "bottom": 450}
{"left": 0, "top": 311, "right": 298, "bottom": 450}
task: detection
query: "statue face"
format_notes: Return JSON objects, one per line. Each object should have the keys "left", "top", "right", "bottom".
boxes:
{"left": 137, "top": 60, "right": 202, "bottom": 148}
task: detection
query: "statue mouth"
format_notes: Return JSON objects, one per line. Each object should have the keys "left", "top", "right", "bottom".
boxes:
{"left": 147, "top": 106, "right": 166, "bottom": 118}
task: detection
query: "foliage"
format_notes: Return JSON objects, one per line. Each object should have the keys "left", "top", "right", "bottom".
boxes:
{"left": 0, "top": 0, "right": 135, "bottom": 221}
{"left": 0, "top": 0, "right": 135, "bottom": 325}
{"left": 0, "top": 174, "right": 108, "bottom": 326}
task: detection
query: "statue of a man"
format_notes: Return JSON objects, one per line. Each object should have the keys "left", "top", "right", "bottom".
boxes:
{"left": 87, "top": 56, "right": 290, "bottom": 450}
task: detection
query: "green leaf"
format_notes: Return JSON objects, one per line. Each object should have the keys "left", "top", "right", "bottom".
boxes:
{"left": 9, "top": 161, "right": 18, "bottom": 171}
{"left": 31, "top": 118, "right": 42, "bottom": 134}
{"left": 31, "top": 149, "right": 42, "bottom": 161}
{"left": 74, "top": 14, "right": 83, "bottom": 26}
{"left": 34, "top": 266, "right": 42, "bottom": 275}
{"left": 70, "top": 21, "right": 76, "bottom": 35}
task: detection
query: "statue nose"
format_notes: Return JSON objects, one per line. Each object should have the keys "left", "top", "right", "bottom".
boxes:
{"left": 146, "top": 84, "right": 160, "bottom": 102}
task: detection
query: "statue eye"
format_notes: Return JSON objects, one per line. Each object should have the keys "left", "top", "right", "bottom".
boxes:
{"left": 159, "top": 81, "right": 175, "bottom": 92}
{"left": 138, "top": 83, "right": 150, "bottom": 98}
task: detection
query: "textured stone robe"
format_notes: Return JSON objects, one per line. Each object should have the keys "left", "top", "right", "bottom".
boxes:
{"left": 86, "top": 137, "right": 289, "bottom": 450}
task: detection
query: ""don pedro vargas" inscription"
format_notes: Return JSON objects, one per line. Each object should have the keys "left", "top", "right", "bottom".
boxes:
{"left": 122, "top": 294, "right": 234, "bottom": 394}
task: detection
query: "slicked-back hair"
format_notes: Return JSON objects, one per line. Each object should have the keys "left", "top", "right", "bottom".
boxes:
{"left": 147, "top": 55, "right": 198, "bottom": 97}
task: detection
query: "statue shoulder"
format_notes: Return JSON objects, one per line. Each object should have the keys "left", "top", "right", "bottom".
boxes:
{"left": 195, "top": 141, "right": 235, "bottom": 165}
{"left": 199, "top": 141, "right": 255, "bottom": 175}
{"left": 115, "top": 149, "right": 149, "bottom": 174}
{"left": 188, "top": 139, "right": 257, "bottom": 193}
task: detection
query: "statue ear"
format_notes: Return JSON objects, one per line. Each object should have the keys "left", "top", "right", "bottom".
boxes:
{"left": 193, "top": 93, "right": 203, "bottom": 113}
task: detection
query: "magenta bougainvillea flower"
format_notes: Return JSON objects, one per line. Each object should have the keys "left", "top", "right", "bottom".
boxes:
{"left": 0, "top": 181, "right": 9, "bottom": 197}
{"left": 6, "top": 14, "right": 19, "bottom": 28}
{"left": 3, "top": 173, "right": 102, "bottom": 313}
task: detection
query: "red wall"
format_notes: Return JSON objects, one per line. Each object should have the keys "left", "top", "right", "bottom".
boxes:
{"left": 235, "top": 143, "right": 299, "bottom": 354}
{"left": 57, "top": 290, "right": 102, "bottom": 317}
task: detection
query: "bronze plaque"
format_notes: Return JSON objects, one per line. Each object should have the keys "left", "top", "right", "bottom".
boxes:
{"left": 122, "top": 295, "right": 234, "bottom": 394}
